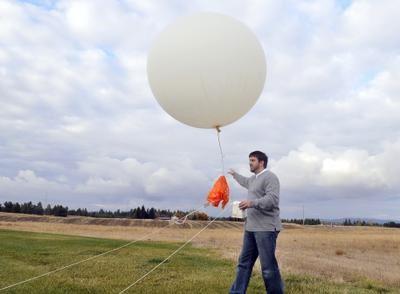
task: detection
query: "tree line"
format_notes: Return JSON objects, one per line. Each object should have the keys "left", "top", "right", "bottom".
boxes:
{"left": 341, "top": 218, "right": 400, "bottom": 227}
{"left": 0, "top": 201, "right": 204, "bottom": 220}
{"left": 382, "top": 221, "right": 400, "bottom": 228}
{"left": 337, "top": 218, "right": 400, "bottom": 227}
{"left": 342, "top": 218, "right": 377, "bottom": 226}
{"left": 281, "top": 218, "right": 321, "bottom": 225}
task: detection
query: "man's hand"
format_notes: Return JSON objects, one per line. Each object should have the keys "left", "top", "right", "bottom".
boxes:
{"left": 228, "top": 169, "right": 236, "bottom": 176}
{"left": 239, "top": 200, "right": 253, "bottom": 210}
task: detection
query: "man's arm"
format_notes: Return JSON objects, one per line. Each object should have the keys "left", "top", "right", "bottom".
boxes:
{"left": 229, "top": 169, "right": 250, "bottom": 189}
{"left": 251, "top": 174, "right": 280, "bottom": 211}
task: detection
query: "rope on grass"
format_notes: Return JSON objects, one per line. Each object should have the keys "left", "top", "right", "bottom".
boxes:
{"left": 118, "top": 203, "right": 230, "bottom": 293}
{"left": 0, "top": 203, "right": 206, "bottom": 292}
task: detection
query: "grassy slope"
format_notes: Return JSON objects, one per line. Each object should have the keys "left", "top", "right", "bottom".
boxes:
{"left": 0, "top": 229, "right": 395, "bottom": 294}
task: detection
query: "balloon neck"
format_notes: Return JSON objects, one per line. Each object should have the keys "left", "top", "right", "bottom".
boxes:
{"left": 215, "top": 126, "right": 221, "bottom": 133}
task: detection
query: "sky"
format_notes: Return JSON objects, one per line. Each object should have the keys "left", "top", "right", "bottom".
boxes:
{"left": 0, "top": 0, "right": 399, "bottom": 220}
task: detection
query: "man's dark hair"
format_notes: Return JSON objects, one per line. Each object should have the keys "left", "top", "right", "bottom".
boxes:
{"left": 249, "top": 150, "right": 268, "bottom": 168}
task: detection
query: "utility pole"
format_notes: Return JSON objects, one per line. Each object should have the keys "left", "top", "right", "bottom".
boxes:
{"left": 302, "top": 204, "right": 305, "bottom": 225}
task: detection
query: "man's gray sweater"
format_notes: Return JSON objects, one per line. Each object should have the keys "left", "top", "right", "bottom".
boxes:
{"left": 232, "top": 169, "right": 282, "bottom": 232}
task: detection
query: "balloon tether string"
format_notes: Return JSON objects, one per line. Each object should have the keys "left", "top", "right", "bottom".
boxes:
{"left": 216, "top": 126, "right": 225, "bottom": 175}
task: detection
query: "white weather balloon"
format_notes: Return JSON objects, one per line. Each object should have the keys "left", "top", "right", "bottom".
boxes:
{"left": 147, "top": 12, "right": 266, "bottom": 129}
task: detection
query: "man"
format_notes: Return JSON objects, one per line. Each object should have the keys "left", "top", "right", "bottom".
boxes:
{"left": 228, "top": 150, "right": 284, "bottom": 294}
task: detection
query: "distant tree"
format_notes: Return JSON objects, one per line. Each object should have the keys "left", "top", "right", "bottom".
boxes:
{"left": 192, "top": 212, "right": 208, "bottom": 221}
{"left": 304, "top": 218, "right": 321, "bottom": 225}
{"left": 140, "top": 205, "right": 148, "bottom": 219}
{"left": 174, "top": 210, "right": 186, "bottom": 219}
{"left": 132, "top": 206, "right": 140, "bottom": 219}
{"left": 44, "top": 204, "right": 52, "bottom": 215}
{"left": 53, "top": 205, "right": 68, "bottom": 217}
{"left": 12, "top": 202, "right": 21, "bottom": 213}
{"left": 33, "top": 202, "right": 44, "bottom": 215}
{"left": 148, "top": 208, "right": 156, "bottom": 219}
{"left": 383, "top": 221, "right": 400, "bottom": 228}
{"left": 281, "top": 218, "right": 321, "bottom": 225}
{"left": 21, "top": 202, "right": 35, "bottom": 214}
{"left": 3, "top": 201, "right": 13, "bottom": 212}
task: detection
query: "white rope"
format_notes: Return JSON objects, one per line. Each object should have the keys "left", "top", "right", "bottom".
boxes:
{"left": 199, "top": 76, "right": 225, "bottom": 176}
{"left": 118, "top": 203, "right": 230, "bottom": 293}
{"left": 216, "top": 126, "right": 225, "bottom": 175}
{"left": 0, "top": 204, "right": 206, "bottom": 292}
{"left": 0, "top": 233, "right": 152, "bottom": 292}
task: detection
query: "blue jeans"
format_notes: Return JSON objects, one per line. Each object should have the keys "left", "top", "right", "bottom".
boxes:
{"left": 230, "top": 230, "right": 284, "bottom": 294}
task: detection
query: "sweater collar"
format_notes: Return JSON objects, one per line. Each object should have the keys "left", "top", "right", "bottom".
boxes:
{"left": 255, "top": 168, "right": 267, "bottom": 178}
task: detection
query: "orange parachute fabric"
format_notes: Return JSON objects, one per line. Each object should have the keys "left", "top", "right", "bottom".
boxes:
{"left": 207, "top": 175, "right": 229, "bottom": 209}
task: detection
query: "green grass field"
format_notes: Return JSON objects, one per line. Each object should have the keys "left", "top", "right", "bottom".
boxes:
{"left": 0, "top": 229, "right": 395, "bottom": 293}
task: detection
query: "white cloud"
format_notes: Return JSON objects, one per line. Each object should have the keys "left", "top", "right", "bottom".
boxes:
{"left": 144, "top": 160, "right": 209, "bottom": 196}
{"left": 271, "top": 140, "right": 400, "bottom": 199}
{"left": 0, "top": 170, "right": 70, "bottom": 201}
{"left": 341, "top": 0, "right": 400, "bottom": 50}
